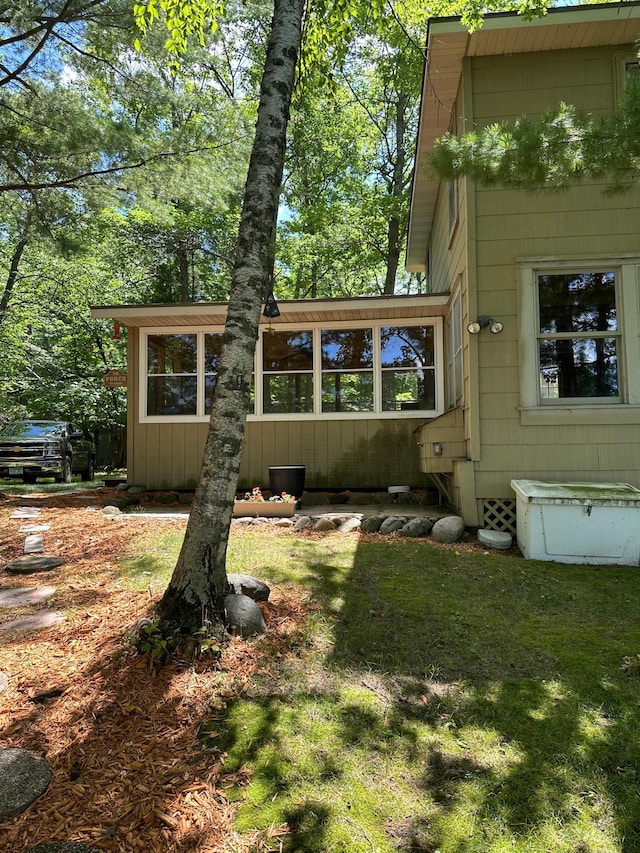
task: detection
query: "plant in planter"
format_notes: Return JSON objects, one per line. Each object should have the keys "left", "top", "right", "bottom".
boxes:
{"left": 269, "top": 491, "right": 296, "bottom": 504}
{"left": 233, "top": 486, "right": 296, "bottom": 517}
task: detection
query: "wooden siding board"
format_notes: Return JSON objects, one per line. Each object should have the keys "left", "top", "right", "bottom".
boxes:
{"left": 130, "top": 418, "right": 426, "bottom": 490}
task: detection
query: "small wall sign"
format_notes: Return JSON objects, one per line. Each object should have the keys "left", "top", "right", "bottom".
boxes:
{"left": 103, "top": 369, "right": 128, "bottom": 388}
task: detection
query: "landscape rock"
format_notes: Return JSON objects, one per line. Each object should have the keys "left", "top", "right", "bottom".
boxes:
{"left": 232, "top": 516, "right": 254, "bottom": 525}
{"left": 379, "top": 517, "right": 407, "bottom": 535}
{"left": 398, "top": 517, "right": 434, "bottom": 538}
{"left": 224, "top": 593, "right": 267, "bottom": 637}
{"left": 102, "top": 505, "right": 121, "bottom": 516}
{"left": 314, "top": 517, "right": 336, "bottom": 532}
{"left": 26, "top": 844, "right": 101, "bottom": 853}
{"left": 0, "top": 671, "right": 7, "bottom": 694}
{"left": 338, "top": 517, "right": 361, "bottom": 533}
{"left": 5, "top": 556, "right": 64, "bottom": 574}
{"left": 477, "top": 528, "right": 513, "bottom": 550}
{"left": 360, "top": 515, "right": 386, "bottom": 533}
{"left": 431, "top": 515, "right": 466, "bottom": 543}
{"left": 227, "top": 573, "right": 270, "bottom": 602}
{"left": 0, "top": 748, "right": 52, "bottom": 818}
{"left": 273, "top": 517, "right": 294, "bottom": 527}
{"left": 293, "top": 516, "right": 311, "bottom": 531}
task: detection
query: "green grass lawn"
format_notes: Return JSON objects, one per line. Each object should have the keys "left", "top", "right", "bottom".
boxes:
{"left": 123, "top": 528, "right": 640, "bottom": 853}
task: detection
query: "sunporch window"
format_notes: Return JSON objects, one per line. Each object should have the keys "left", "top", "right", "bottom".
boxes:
{"left": 142, "top": 319, "right": 443, "bottom": 420}
{"left": 321, "top": 328, "right": 373, "bottom": 412}
{"left": 262, "top": 330, "right": 314, "bottom": 413}
{"left": 381, "top": 325, "right": 435, "bottom": 411}
{"left": 204, "top": 332, "right": 224, "bottom": 414}
{"left": 147, "top": 334, "right": 197, "bottom": 416}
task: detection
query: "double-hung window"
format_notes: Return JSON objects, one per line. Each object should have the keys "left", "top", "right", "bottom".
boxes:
{"left": 520, "top": 260, "right": 640, "bottom": 420}
{"left": 537, "top": 271, "right": 619, "bottom": 402}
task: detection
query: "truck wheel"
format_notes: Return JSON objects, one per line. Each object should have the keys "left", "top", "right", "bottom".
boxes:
{"left": 22, "top": 472, "right": 38, "bottom": 485}
{"left": 55, "top": 456, "right": 72, "bottom": 484}
{"left": 80, "top": 457, "right": 95, "bottom": 482}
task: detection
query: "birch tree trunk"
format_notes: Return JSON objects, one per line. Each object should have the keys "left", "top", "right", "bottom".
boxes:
{"left": 156, "top": 0, "right": 304, "bottom": 636}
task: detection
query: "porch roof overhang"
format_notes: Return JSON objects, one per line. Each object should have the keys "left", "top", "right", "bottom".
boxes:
{"left": 406, "top": 2, "right": 640, "bottom": 272}
{"left": 90, "top": 293, "right": 450, "bottom": 328}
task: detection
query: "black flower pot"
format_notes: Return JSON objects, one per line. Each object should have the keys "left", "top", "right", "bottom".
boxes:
{"left": 269, "top": 465, "right": 306, "bottom": 506}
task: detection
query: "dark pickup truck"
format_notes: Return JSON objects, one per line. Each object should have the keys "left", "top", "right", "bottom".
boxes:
{"left": 0, "top": 420, "right": 96, "bottom": 484}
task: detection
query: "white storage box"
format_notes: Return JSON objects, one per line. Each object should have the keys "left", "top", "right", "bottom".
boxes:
{"left": 510, "top": 480, "right": 640, "bottom": 566}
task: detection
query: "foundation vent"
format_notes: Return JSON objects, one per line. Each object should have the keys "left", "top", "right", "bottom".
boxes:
{"left": 482, "top": 499, "right": 516, "bottom": 534}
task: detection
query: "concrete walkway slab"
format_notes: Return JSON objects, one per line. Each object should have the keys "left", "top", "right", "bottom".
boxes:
{"left": 24, "top": 534, "right": 45, "bottom": 554}
{"left": 11, "top": 507, "right": 41, "bottom": 519}
{"left": 0, "top": 610, "right": 65, "bottom": 635}
{"left": 0, "top": 586, "right": 57, "bottom": 608}
{"left": 19, "top": 524, "right": 51, "bottom": 533}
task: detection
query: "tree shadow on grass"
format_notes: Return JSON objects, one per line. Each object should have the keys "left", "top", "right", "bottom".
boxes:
{"left": 297, "top": 537, "right": 640, "bottom": 852}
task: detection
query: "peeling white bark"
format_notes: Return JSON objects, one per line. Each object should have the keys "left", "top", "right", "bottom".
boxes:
{"left": 157, "top": 0, "right": 305, "bottom": 633}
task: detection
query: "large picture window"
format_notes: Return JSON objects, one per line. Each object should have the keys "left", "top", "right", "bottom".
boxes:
{"left": 143, "top": 320, "right": 443, "bottom": 420}
{"left": 537, "top": 272, "right": 619, "bottom": 402}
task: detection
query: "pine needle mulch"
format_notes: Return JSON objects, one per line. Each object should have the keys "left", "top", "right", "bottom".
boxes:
{"left": 0, "top": 491, "right": 308, "bottom": 852}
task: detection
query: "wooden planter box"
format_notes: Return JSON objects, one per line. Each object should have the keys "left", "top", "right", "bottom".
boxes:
{"left": 232, "top": 501, "right": 295, "bottom": 518}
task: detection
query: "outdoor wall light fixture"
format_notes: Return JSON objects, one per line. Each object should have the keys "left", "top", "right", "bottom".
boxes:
{"left": 263, "top": 291, "right": 280, "bottom": 320}
{"left": 467, "top": 315, "right": 504, "bottom": 335}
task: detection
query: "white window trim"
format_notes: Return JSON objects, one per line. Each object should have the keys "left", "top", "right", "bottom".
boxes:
{"left": 613, "top": 50, "right": 640, "bottom": 107}
{"left": 446, "top": 286, "right": 463, "bottom": 410}
{"left": 140, "top": 318, "right": 445, "bottom": 423}
{"left": 518, "top": 257, "right": 640, "bottom": 425}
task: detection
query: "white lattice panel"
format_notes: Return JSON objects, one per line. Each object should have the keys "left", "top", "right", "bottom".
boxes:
{"left": 483, "top": 499, "right": 516, "bottom": 534}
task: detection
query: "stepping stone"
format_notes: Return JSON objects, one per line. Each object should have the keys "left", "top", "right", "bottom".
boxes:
{"left": 19, "top": 524, "right": 51, "bottom": 533}
{"left": 11, "top": 507, "right": 41, "bottom": 519}
{"left": 0, "top": 586, "right": 57, "bottom": 607}
{"left": 0, "top": 747, "right": 52, "bottom": 818}
{"left": 0, "top": 672, "right": 7, "bottom": 694}
{"left": 5, "top": 556, "right": 64, "bottom": 574}
{"left": 24, "top": 534, "right": 44, "bottom": 554}
{"left": 26, "top": 843, "right": 101, "bottom": 852}
{"left": 0, "top": 611, "right": 64, "bottom": 635}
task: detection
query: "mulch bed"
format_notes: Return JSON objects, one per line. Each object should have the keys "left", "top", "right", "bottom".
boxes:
{"left": 0, "top": 490, "right": 306, "bottom": 852}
